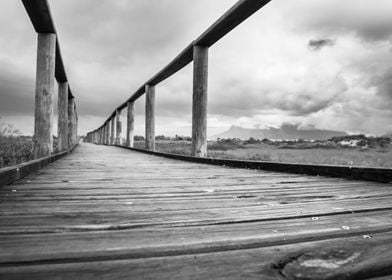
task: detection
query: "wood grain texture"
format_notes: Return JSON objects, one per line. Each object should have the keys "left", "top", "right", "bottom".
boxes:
{"left": 57, "top": 81, "right": 68, "bottom": 151}
{"left": 1, "top": 143, "right": 391, "bottom": 279}
{"left": 192, "top": 45, "right": 208, "bottom": 157}
{"left": 145, "top": 84, "right": 155, "bottom": 151}
{"left": 33, "top": 33, "right": 56, "bottom": 159}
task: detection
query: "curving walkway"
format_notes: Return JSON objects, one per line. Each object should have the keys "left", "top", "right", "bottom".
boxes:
{"left": 1, "top": 143, "right": 392, "bottom": 279}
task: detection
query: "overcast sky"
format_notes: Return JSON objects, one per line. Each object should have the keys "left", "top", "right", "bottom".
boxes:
{"left": 1, "top": 0, "right": 392, "bottom": 136}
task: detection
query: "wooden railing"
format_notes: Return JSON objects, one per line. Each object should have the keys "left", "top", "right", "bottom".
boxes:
{"left": 22, "top": 0, "right": 78, "bottom": 158}
{"left": 85, "top": 0, "right": 271, "bottom": 157}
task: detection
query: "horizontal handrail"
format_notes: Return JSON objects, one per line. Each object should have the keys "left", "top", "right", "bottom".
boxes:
{"left": 22, "top": 0, "right": 74, "bottom": 97}
{"left": 93, "top": 0, "right": 272, "bottom": 131}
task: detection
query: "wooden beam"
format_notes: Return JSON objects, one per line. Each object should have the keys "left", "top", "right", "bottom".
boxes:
{"left": 33, "top": 33, "right": 56, "bottom": 159}
{"left": 110, "top": 117, "right": 115, "bottom": 145}
{"left": 105, "top": 122, "right": 110, "bottom": 144}
{"left": 21, "top": 0, "right": 56, "bottom": 33}
{"left": 67, "top": 97, "right": 75, "bottom": 148}
{"left": 195, "top": 0, "right": 271, "bottom": 47}
{"left": 73, "top": 103, "right": 77, "bottom": 145}
{"left": 191, "top": 45, "right": 208, "bottom": 157}
{"left": 100, "top": 0, "right": 272, "bottom": 130}
{"left": 21, "top": 0, "right": 74, "bottom": 95}
{"left": 126, "top": 101, "right": 135, "bottom": 148}
{"left": 145, "top": 84, "right": 155, "bottom": 151}
{"left": 57, "top": 81, "right": 68, "bottom": 151}
{"left": 115, "top": 109, "right": 122, "bottom": 145}
{"left": 147, "top": 43, "right": 194, "bottom": 86}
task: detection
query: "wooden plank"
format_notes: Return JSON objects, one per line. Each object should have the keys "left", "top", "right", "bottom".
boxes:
{"left": 119, "top": 146, "right": 392, "bottom": 183}
{"left": 1, "top": 232, "right": 391, "bottom": 279}
{"left": 0, "top": 209, "right": 392, "bottom": 264}
{"left": 0, "top": 149, "right": 72, "bottom": 187}
{"left": 2, "top": 143, "right": 392, "bottom": 279}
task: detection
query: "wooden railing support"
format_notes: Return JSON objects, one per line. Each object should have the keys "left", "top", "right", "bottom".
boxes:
{"left": 102, "top": 125, "right": 105, "bottom": 144}
{"left": 145, "top": 84, "right": 155, "bottom": 151}
{"left": 104, "top": 122, "right": 109, "bottom": 144}
{"left": 126, "top": 101, "right": 135, "bottom": 147}
{"left": 110, "top": 117, "right": 115, "bottom": 145}
{"left": 33, "top": 33, "right": 56, "bottom": 159}
{"left": 57, "top": 81, "right": 68, "bottom": 151}
{"left": 73, "top": 103, "right": 77, "bottom": 145}
{"left": 68, "top": 97, "right": 75, "bottom": 147}
{"left": 115, "top": 109, "right": 122, "bottom": 145}
{"left": 191, "top": 45, "right": 208, "bottom": 157}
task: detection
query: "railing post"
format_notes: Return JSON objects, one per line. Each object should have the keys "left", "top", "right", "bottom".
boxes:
{"left": 68, "top": 97, "right": 75, "bottom": 148}
{"left": 75, "top": 111, "right": 78, "bottom": 144}
{"left": 73, "top": 103, "right": 77, "bottom": 145}
{"left": 145, "top": 84, "right": 155, "bottom": 151}
{"left": 110, "top": 117, "right": 115, "bottom": 145}
{"left": 102, "top": 126, "right": 105, "bottom": 145}
{"left": 191, "top": 45, "right": 208, "bottom": 157}
{"left": 33, "top": 33, "right": 56, "bottom": 159}
{"left": 57, "top": 81, "right": 68, "bottom": 151}
{"left": 115, "top": 109, "right": 122, "bottom": 145}
{"left": 103, "top": 123, "right": 108, "bottom": 144}
{"left": 126, "top": 101, "right": 135, "bottom": 147}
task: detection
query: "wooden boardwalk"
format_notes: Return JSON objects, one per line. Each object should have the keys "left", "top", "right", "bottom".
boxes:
{"left": 1, "top": 143, "right": 392, "bottom": 279}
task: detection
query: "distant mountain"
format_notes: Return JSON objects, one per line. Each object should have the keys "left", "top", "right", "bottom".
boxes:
{"left": 211, "top": 124, "right": 348, "bottom": 141}
{"left": 382, "top": 132, "right": 392, "bottom": 138}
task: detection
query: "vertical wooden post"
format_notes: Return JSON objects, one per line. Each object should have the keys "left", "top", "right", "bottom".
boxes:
{"left": 104, "top": 123, "right": 108, "bottom": 144}
{"left": 33, "top": 33, "right": 56, "bottom": 159}
{"left": 145, "top": 84, "right": 155, "bottom": 151}
{"left": 75, "top": 112, "right": 78, "bottom": 144}
{"left": 110, "top": 117, "right": 115, "bottom": 145}
{"left": 126, "top": 101, "right": 135, "bottom": 147}
{"left": 191, "top": 45, "right": 208, "bottom": 157}
{"left": 73, "top": 103, "right": 77, "bottom": 145}
{"left": 68, "top": 97, "right": 75, "bottom": 148}
{"left": 57, "top": 81, "right": 68, "bottom": 151}
{"left": 116, "top": 109, "right": 122, "bottom": 145}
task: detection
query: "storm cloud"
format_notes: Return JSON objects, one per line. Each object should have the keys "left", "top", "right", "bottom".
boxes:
{"left": 308, "top": 39, "right": 335, "bottom": 50}
{"left": 1, "top": 0, "right": 392, "bottom": 136}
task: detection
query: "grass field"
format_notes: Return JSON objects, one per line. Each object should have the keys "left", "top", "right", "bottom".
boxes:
{"left": 0, "top": 136, "right": 58, "bottom": 168}
{"left": 0, "top": 137, "right": 33, "bottom": 168}
{"left": 134, "top": 139, "right": 392, "bottom": 168}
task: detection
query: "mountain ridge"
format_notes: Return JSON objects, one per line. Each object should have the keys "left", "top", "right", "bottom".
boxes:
{"left": 211, "top": 124, "right": 348, "bottom": 141}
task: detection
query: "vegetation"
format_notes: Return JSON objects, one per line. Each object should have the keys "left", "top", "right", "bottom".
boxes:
{"left": 0, "top": 122, "right": 59, "bottom": 168}
{"left": 133, "top": 135, "right": 392, "bottom": 168}
{"left": 0, "top": 123, "right": 31, "bottom": 168}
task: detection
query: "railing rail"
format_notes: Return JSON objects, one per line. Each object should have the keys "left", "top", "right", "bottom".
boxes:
{"left": 85, "top": 0, "right": 272, "bottom": 157}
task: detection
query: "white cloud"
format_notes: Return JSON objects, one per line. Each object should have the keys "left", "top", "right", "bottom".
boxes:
{"left": 1, "top": 0, "right": 392, "bottom": 136}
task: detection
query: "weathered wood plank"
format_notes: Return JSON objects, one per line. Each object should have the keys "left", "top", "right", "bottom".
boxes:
{"left": 1, "top": 143, "right": 392, "bottom": 279}
{"left": 1, "top": 232, "right": 391, "bottom": 280}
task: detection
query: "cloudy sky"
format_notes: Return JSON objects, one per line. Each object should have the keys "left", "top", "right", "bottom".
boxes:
{"left": 1, "top": 0, "right": 392, "bottom": 137}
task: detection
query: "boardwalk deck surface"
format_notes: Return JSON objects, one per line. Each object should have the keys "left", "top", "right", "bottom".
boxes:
{"left": 1, "top": 143, "right": 392, "bottom": 279}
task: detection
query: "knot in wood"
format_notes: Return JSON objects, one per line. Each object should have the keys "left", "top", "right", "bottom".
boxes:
{"left": 275, "top": 249, "right": 361, "bottom": 280}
